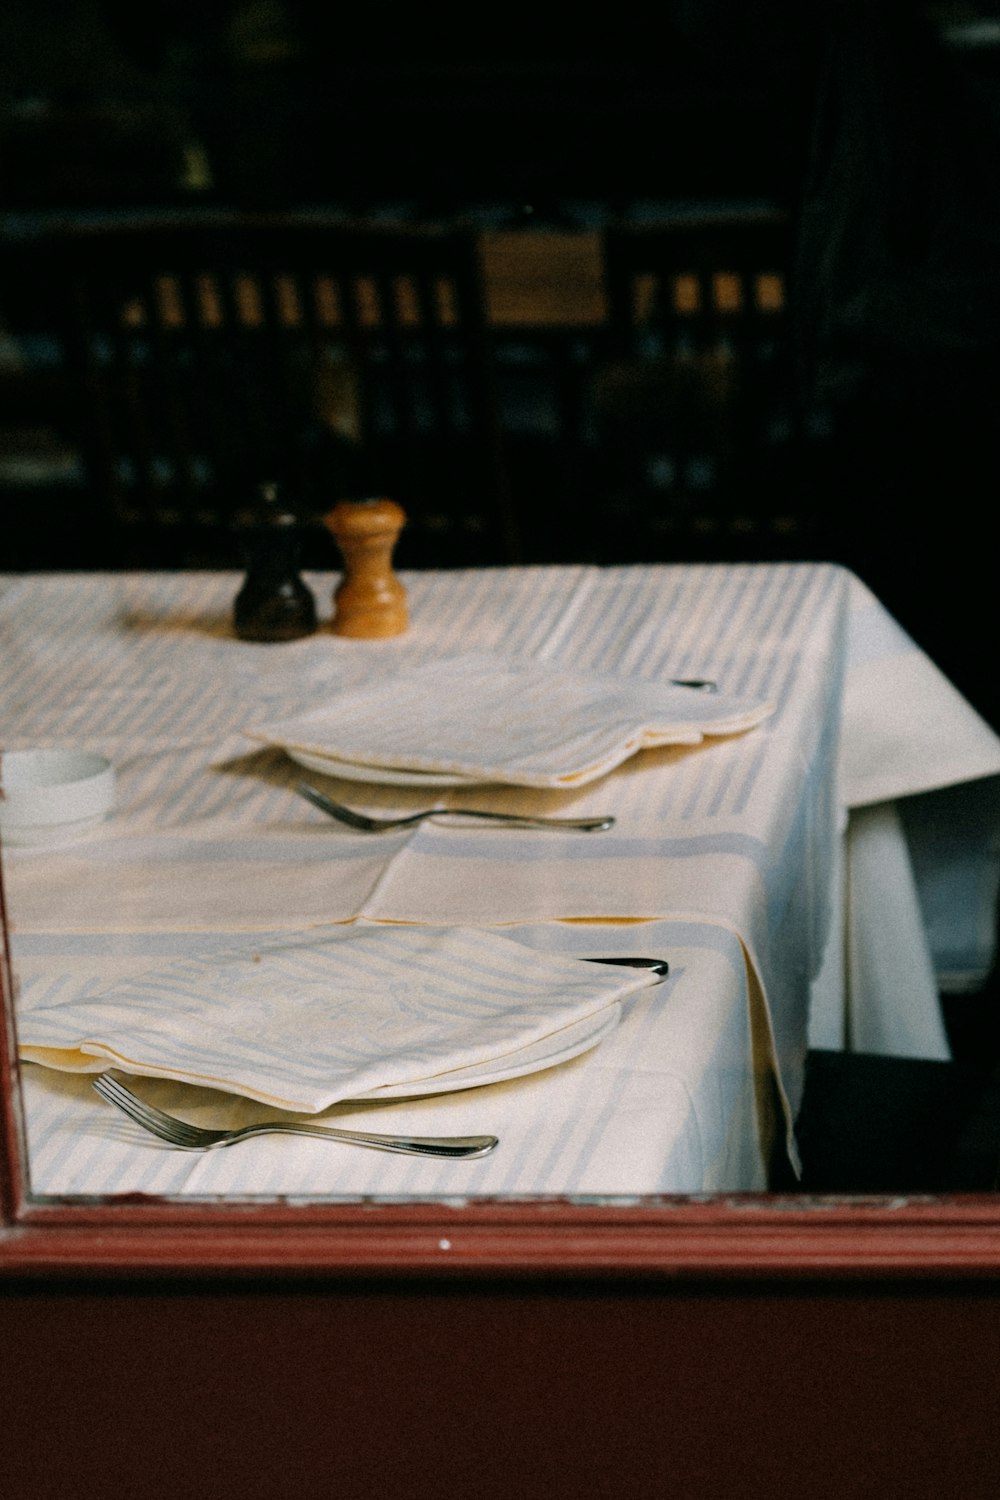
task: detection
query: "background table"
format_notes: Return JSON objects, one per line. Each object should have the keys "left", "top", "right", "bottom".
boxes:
{"left": 2, "top": 563, "right": 998, "bottom": 1201}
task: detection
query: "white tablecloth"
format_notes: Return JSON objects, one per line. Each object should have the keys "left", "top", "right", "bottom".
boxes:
{"left": 2, "top": 564, "right": 997, "bottom": 1197}
{"left": 808, "top": 575, "right": 1000, "bottom": 1057}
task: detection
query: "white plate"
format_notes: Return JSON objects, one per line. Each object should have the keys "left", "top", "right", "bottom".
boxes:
{"left": 249, "top": 652, "right": 773, "bottom": 792}
{"left": 289, "top": 746, "right": 481, "bottom": 789}
{"left": 347, "top": 1003, "right": 621, "bottom": 1101}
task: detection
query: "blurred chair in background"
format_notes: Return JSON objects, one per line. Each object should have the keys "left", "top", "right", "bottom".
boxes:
{"left": 590, "top": 208, "right": 828, "bottom": 563}
{"left": 1, "top": 216, "right": 519, "bottom": 569}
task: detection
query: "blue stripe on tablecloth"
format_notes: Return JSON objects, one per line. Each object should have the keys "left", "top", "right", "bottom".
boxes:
{"left": 11, "top": 833, "right": 392, "bottom": 863}
{"left": 391, "top": 829, "right": 773, "bottom": 864}
{"left": 10, "top": 928, "right": 329, "bottom": 957}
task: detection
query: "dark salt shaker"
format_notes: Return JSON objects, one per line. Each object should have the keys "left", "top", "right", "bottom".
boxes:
{"left": 233, "top": 482, "right": 317, "bottom": 642}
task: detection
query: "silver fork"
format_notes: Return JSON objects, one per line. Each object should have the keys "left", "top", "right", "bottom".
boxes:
{"left": 92, "top": 1074, "right": 498, "bottom": 1158}
{"left": 296, "top": 782, "right": 613, "bottom": 833}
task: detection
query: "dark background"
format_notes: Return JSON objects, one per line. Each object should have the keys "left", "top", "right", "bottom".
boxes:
{"left": 0, "top": 2, "right": 819, "bottom": 214}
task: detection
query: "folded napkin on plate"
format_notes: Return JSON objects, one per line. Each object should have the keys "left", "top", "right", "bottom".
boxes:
{"left": 246, "top": 653, "right": 774, "bottom": 789}
{"left": 17, "top": 925, "right": 660, "bottom": 1113}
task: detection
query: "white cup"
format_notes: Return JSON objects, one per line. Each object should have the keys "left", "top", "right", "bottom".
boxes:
{"left": 0, "top": 748, "right": 115, "bottom": 846}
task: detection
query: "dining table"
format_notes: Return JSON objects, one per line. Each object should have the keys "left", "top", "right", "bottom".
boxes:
{"left": 2, "top": 559, "right": 999, "bottom": 1204}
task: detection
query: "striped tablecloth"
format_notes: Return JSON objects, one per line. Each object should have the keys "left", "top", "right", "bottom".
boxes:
{"left": 3, "top": 563, "right": 997, "bottom": 1198}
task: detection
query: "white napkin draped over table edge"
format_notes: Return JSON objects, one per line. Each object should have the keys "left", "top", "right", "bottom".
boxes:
{"left": 16, "top": 925, "right": 663, "bottom": 1115}
{"left": 244, "top": 652, "right": 776, "bottom": 789}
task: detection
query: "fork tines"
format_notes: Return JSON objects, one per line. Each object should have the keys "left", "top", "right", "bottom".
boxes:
{"left": 91, "top": 1073, "right": 201, "bottom": 1146}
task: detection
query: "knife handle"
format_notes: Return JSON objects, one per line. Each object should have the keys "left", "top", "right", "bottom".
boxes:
{"left": 585, "top": 957, "right": 669, "bottom": 977}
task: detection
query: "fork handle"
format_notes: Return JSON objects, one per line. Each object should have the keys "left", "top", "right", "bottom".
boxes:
{"left": 247, "top": 1123, "right": 498, "bottom": 1158}
{"left": 443, "top": 810, "right": 613, "bottom": 830}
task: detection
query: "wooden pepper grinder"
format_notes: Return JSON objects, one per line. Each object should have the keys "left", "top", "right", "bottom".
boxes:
{"left": 324, "top": 498, "right": 408, "bottom": 638}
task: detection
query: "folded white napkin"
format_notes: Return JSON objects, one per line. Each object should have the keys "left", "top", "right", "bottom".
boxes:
{"left": 246, "top": 652, "right": 774, "bottom": 789}
{"left": 17, "top": 925, "right": 660, "bottom": 1113}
